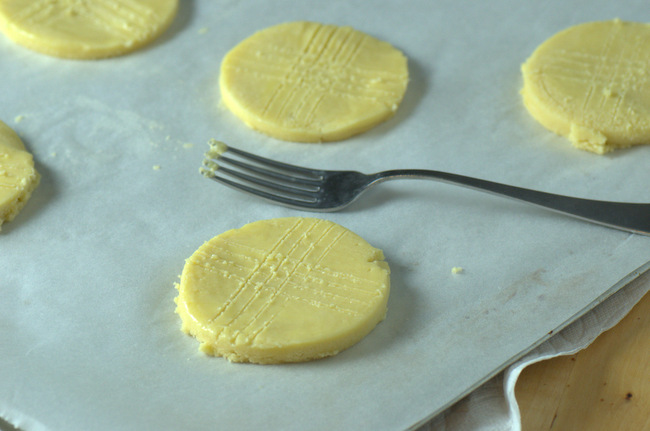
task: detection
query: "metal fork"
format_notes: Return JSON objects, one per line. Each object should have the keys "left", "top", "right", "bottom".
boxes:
{"left": 200, "top": 141, "right": 650, "bottom": 236}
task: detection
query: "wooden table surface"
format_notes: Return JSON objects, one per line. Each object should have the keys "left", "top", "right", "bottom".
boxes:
{"left": 516, "top": 291, "right": 650, "bottom": 431}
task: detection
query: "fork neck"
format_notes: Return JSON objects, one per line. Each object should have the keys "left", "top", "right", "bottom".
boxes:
{"left": 370, "top": 169, "right": 440, "bottom": 182}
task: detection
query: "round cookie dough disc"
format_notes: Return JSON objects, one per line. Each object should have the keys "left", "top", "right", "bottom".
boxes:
{"left": 0, "top": 0, "right": 179, "bottom": 59}
{"left": 219, "top": 21, "right": 409, "bottom": 142}
{"left": 175, "top": 217, "right": 391, "bottom": 364}
{"left": 521, "top": 20, "right": 650, "bottom": 154}
{"left": 0, "top": 120, "right": 40, "bottom": 229}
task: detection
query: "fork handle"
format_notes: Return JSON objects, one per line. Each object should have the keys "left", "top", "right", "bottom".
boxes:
{"left": 374, "top": 170, "right": 650, "bottom": 236}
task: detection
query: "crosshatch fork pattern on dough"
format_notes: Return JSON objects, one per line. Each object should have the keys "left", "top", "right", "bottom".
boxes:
{"left": 12, "top": 0, "right": 160, "bottom": 40}
{"left": 0, "top": 0, "right": 178, "bottom": 58}
{"left": 219, "top": 21, "right": 409, "bottom": 141}
{"left": 190, "top": 218, "right": 384, "bottom": 343}
{"left": 536, "top": 27, "right": 650, "bottom": 124}
{"left": 224, "top": 24, "right": 407, "bottom": 127}
{"left": 520, "top": 19, "right": 650, "bottom": 154}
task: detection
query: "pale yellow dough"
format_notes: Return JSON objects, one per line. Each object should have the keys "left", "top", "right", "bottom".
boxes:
{"left": 219, "top": 21, "right": 409, "bottom": 142}
{"left": 175, "top": 217, "right": 390, "bottom": 364}
{"left": 521, "top": 19, "right": 650, "bottom": 154}
{"left": 0, "top": 0, "right": 178, "bottom": 59}
{"left": 0, "top": 120, "right": 40, "bottom": 230}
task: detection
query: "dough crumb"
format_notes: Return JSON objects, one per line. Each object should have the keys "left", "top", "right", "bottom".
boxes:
{"left": 200, "top": 140, "right": 227, "bottom": 177}
{"left": 207, "top": 139, "right": 228, "bottom": 157}
{"left": 451, "top": 266, "right": 464, "bottom": 274}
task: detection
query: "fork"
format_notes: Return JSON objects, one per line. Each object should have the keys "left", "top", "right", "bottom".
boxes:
{"left": 200, "top": 141, "right": 650, "bottom": 236}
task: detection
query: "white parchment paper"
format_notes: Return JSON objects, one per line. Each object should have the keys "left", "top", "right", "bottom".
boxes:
{"left": 1, "top": 1, "right": 649, "bottom": 430}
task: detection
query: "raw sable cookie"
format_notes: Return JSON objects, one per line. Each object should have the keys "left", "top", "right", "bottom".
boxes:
{"left": 219, "top": 21, "right": 409, "bottom": 142}
{"left": 521, "top": 19, "right": 650, "bottom": 154}
{"left": 175, "top": 217, "right": 390, "bottom": 364}
{"left": 0, "top": 0, "right": 178, "bottom": 59}
{"left": 0, "top": 120, "right": 40, "bottom": 230}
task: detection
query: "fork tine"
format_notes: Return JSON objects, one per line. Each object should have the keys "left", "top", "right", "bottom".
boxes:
{"left": 210, "top": 164, "right": 320, "bottom": 198}
{"left": 207, "top": 173, "right": 322, "bottom": 208}
{"left": 223, "top": 144, "right": 324, "bottom": 179}
{"left": 217, "top": 155, "right": 322, "bottom": 188}
{"left": 200, "top": 141, "right": 325, "bottom": 205}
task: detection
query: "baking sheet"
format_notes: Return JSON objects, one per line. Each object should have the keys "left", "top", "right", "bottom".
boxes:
{"left": 1, "top": 1, "right": 649, "bottom": 430}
